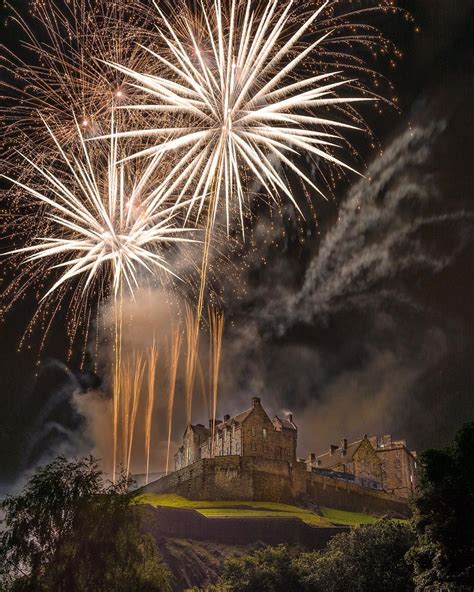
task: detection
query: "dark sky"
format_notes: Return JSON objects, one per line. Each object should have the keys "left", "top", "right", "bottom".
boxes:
{"left": 1, "top": 0, "right": 473, "bottom": 485}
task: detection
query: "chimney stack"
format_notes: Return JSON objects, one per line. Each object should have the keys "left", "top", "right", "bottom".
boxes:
{"left": 309, "top": 453, "right": 316, "bottom": 463}
{"left": 340, "top": 438, "right": 348, "bottom": 456}
{"left": 252, "top": 397, "right": 261, "bottom": 408}
{"left": 224, "top": 414, "right": 230, "bottom": 422}
{"left": 330, "top": 444, "right": 338, "bottom": 455}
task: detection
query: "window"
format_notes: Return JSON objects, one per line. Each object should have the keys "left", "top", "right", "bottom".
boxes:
{"left": 251, "top": 426, "right": 256, "bottom": 437}
{"left": 263, "top": 428, "right": 267, "bottom": 439}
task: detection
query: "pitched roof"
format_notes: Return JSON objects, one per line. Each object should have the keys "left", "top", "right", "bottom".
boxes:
{"left": 190, "top": 424, "right": 210, "bottom": 436}
{"left": 231, "top": 408, "right": 253, "bottom": 424}
{"left": 316, "top": 439, "right": 364, "bottom": 470}
{"left": 274, "top": 416, "right": 297, "bottom": 431}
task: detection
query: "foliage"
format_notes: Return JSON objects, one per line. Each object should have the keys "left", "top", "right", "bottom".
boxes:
{"left": 407, "top": 422, "right": 474, "bottom": 591}
{"left": 296, "top": 519, "right": 415, "bottom": 592}
{"left": 191, "top": 521, "right": 415, "bottom": 592}
{"left": 0, "top": 456, "right": 171, "bottom": 592}
{"left": 216, "top": 544, "right": 301, "bottom": 592}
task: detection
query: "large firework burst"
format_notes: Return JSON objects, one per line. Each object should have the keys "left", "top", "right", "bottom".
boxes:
{"left": 1, "top": 114, "right": 198, "bottom": 351}
{"left": 102, "top": 0, "right": 401, "bottom": 231}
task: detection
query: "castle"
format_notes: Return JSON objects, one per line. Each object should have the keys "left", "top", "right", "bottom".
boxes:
{"left": 175, "top": 397, "right": 297, "bottom": 470}
{"left": 144, "top": 397, "right": 416, "bottom": 515}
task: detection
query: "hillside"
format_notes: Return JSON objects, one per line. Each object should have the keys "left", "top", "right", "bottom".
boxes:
{"left": 135, "top": 492, "right": 380, "bottom": 527}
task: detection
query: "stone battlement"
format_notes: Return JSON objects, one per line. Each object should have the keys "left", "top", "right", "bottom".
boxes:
{"left": 142, "top": 455, "right": 410, "bottom": 517}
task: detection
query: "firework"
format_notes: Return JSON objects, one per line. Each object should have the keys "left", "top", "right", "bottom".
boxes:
{"left": 99, "top": 0, "right": 404, "bottom": 373}
{"left": 165, "top": 326, "right": 182, "bottom": 475}
{"left": 209, "top": 307, "right": 224, "bottom": 456}
{"left": 1, "top": 113, "right": 198, "bottom": 480}
{"left": 144, "top": 341, "right": 159, "bottom": 484}
{"left": 184, "top": 301, "right": 200, "bottom": 423}
{"left": 2, "top": 113, "right": 198, "bottom": 343}
{"left": 0, "top": 0, "right": 156, "bottom": 152}
{"left": 101, "top": 0, "right": 403, "bottom": 230}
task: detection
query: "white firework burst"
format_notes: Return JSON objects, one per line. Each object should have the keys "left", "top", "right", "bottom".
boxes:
{"left": 101, "top": 0, "right": 372, "bottom": 230}
{"left": 3, "top": 113, "right": 198, "bottom": 301}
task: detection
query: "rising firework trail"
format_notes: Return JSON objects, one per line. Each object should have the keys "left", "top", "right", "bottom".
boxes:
{"left": 209, "top": 307, "right": 224, "bottom": 456}
{"left": 145, "top": 340, "right": 159, "bottom": 484}
{"left": 166, "top": 326, "right": 182, "bottom": 475}
{"left": 125, "top": 350, "right": 146, "bottom": 478}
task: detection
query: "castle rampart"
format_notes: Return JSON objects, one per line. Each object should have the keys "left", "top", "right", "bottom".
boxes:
{"left": 142, "top": 455, "right": 410, "bottom": 517}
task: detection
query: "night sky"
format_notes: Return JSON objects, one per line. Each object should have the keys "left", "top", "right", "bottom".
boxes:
{"left": 1, "top": 0, "right": 473, "bottom": 487}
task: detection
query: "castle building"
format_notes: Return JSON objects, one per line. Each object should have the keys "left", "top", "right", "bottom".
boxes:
{"left": 308, "top": 436, "right": 383, "bottom": 489}
{"left": 175, "top": 397, "right": 297, "bottom": 471}
{"left": 368, "top": 435, "right": 418, "bottom": 498}
{"left": 171, "top": 398, "right": 417, "bottom": 501}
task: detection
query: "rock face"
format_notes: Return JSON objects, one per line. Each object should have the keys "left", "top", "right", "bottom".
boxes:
{"left": 140, "top": 505, "right": 349, "bottom": 591}
{"left": 156, "top": 538, "right": 244, "bottom": 591}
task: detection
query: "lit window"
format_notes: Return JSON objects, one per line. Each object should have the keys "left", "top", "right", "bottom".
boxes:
{"left": 263, "top": 428, "right": 267, "bottom": 439}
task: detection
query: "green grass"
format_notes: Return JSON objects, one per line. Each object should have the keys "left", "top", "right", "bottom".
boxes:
{"left": 319, "top": 507, "right": 378, "bottom": 526}
{"left": 135, "top": 493, "right": 380, "bottom": 527}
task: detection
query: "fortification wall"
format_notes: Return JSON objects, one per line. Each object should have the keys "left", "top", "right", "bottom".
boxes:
{"left": 307, "top": 472, "right": 410, "bottom": 517}
{"left": 141, "top": 505, "right": 348, "bottom": 549}
{"left": 142, "top": 456, "right": 410, "bottom": 517}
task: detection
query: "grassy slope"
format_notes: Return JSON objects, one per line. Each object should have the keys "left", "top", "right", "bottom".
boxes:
{"left": 135, "top": 493, "right": 379, "bottom": 527}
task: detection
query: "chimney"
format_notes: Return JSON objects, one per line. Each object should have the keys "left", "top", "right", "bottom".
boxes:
{"left": 224, "top": 414, "right": 230, "bottom": 422}
{"left": 340, "top": 438, "right": 348, "bottom": 456}
{"left": 330, "top": 444, "right": 338, "bottom": 455}
{"left": 308, "top": 453, "right": 316, "bottom": 463}
{"left": 252, "top": 397, "right": 261, "bottom": 407}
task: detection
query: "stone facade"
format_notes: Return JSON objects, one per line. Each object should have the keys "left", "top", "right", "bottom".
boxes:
{"left": 368, "top": 435, "right": 418, "bottom": 498}
{"left": 309, "top": 437, "right": 383, "bottom": 488}
{"left": 175, "top": 397, "right": 297, "bottom": 471}
{"left": 143, "top": 455, "right": 411, "bottom": 518}
{"left": 167, "top": 398, "right": 417, "bottom": 507}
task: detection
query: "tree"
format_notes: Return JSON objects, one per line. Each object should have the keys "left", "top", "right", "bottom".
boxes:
{"left": 216, "top": 544, "right": 301, "bottom": 592}
{"left": 0, "top": 456, "right": 171, "bottom": 592}
{"left": 295, "top": 519, "right": 415, "bottom": 592}
{"left": 191, "top": 521, "right": 414, "bottom": 592}
{"left": 407, "top": 423, "right": 474, "bottom": 591}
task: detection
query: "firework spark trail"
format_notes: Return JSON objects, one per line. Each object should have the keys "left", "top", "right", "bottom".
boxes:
{"left": 184, "top": 301, "right": 199, "bottom": 423}
{"left": 145, "top": 340, "right": 159, "bottom": 484}
{"left": 166, "top": 327, "right": 182, "bottom": 475}
{"left": 0, "top": 0, "right": 157, "bottom": 153}
{"left": 114, "top": 289, "right": 124, "bottom": 481}
{"left": 126, "top": 350, "right": 146, "bottom": 478}
{"left": 209, "top": 307, "right": 224, "bottom": 456}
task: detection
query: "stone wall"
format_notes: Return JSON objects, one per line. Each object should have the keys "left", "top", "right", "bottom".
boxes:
{"left": 306, "top": 472, "right": 410, "bottom": 517}
{"left": 241, "top": 400, "right": 296, "bottom": 461}
{"left": 141, "top": 505, "right": 349, "bottom": 549}
{"left": 142, "top": 455, "right": 410, "bottom": 517}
